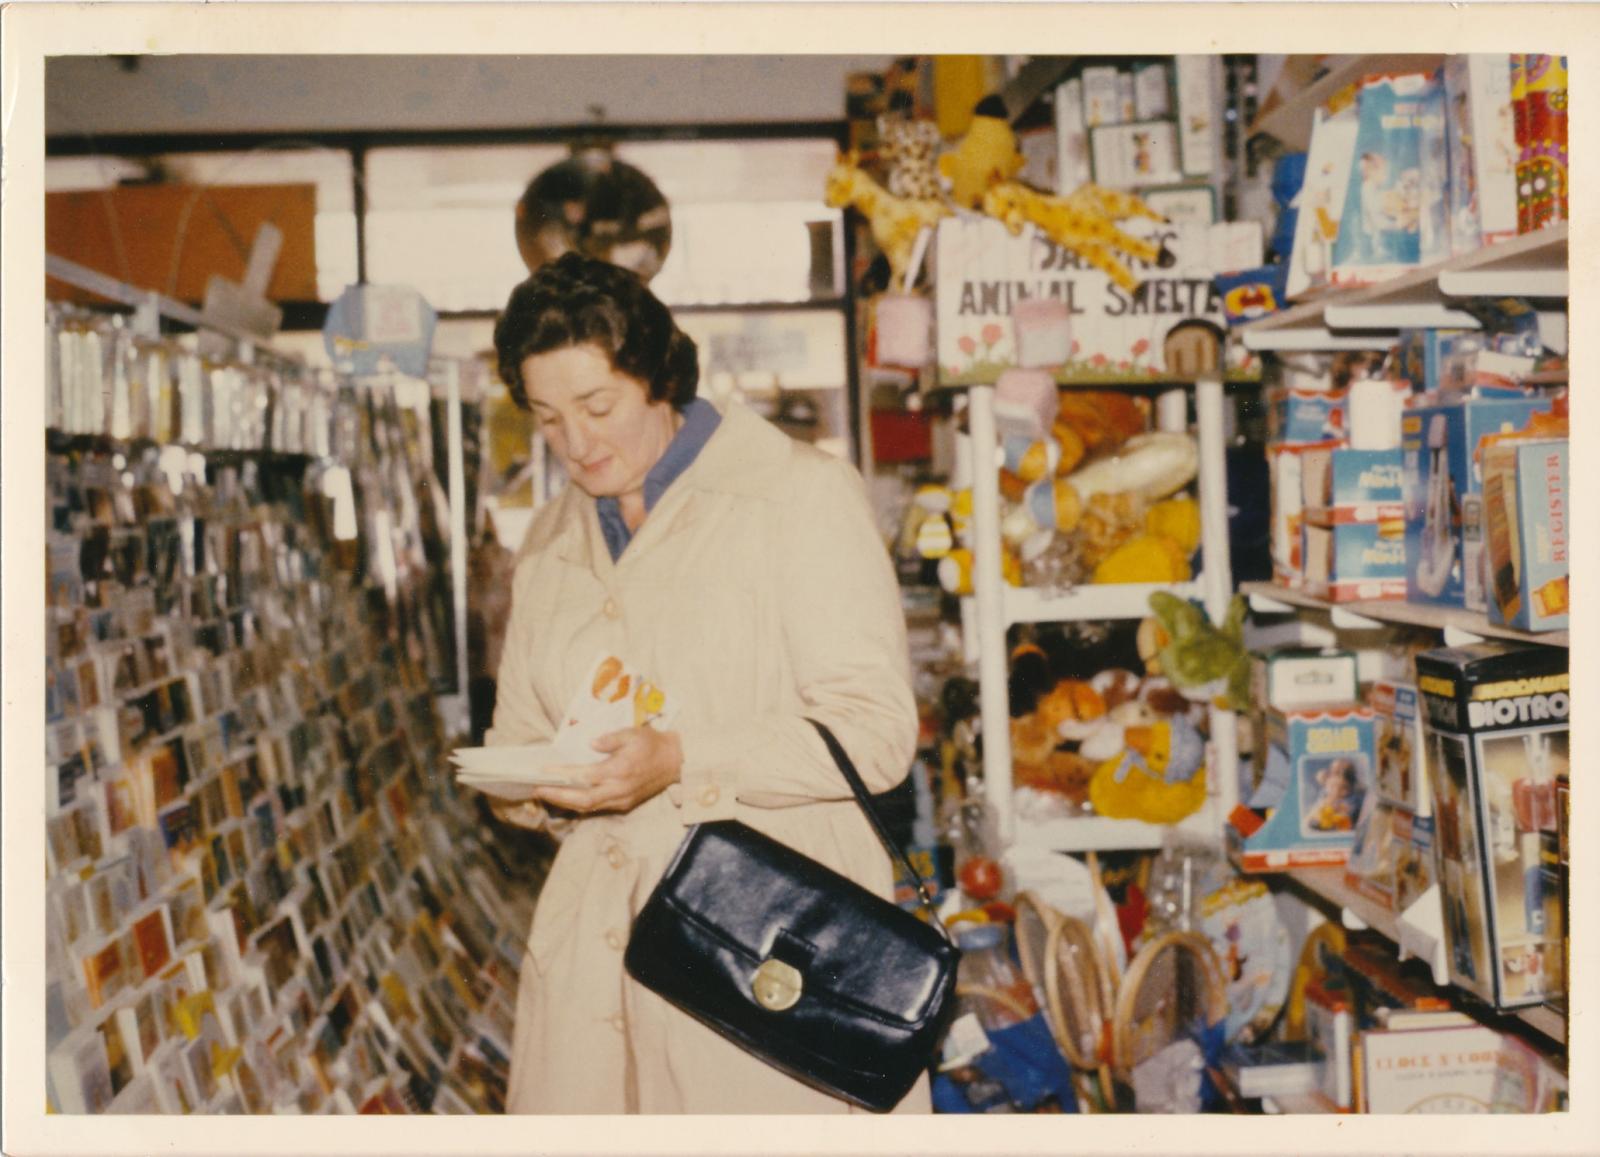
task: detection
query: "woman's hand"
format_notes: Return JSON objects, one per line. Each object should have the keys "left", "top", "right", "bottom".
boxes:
{"left": 534, "top": 727, "right": 683, "bottom": 816}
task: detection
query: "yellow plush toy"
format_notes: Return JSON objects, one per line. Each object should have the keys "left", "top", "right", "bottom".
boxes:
{"left": 982, "top": 179, "right": 1174, "bottom": 293}
{"left": 825, "top": 152, "right": 952, "bottom": 289}
{"left": 1089, "top": 716, "right": 1208, "bottom": 824}
{"left": 939, "top": 95, "right": 1025, "bottom": 209}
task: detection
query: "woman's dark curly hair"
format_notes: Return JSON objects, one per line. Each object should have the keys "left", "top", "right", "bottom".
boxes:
{"left": 493, "top": 253, "right": 699, "bottom": 410}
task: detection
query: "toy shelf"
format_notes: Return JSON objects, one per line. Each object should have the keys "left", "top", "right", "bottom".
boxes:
{"left": 966, "top": 381, "right": 1239, "bottom": 849}
{"left": 1250, "top": 54, "right": 1448, "bottom": 151}
{"left": 1239, "top": 225, "right": 1569, "bottom": 352}
{"left": 1242, "top": 581, "right": 1569, "bottom": 649}
{"left": 1284, "top": 867, "right": 1567, "bottom": 1046}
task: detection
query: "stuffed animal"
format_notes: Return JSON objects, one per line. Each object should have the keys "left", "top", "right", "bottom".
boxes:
{"left": 878, "top": 114, "right": 945, "bottom": 201}
{"left": 825, "top": 152, "right": 952, "bottom": 289}
{"left": 939, "top": 95, "right": 1025, "bottom": 209}
{"left": 982, "top": 179, "right": 1175, "bottom": 293}
{"left": 1089, "top": 716, "right": 1209, "bottom": 824}
{"left": 1139, "top": 591, "right": 1251, "bottom": 712}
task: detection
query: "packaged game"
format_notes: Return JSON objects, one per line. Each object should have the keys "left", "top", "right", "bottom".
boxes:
{"left": 1300, "top": 446, "right": 1405, "bottom": 524}
{"left": 1443, "top": 55, "right": 1518, "bottom": 253}
{"left": 1287, "top": 111, "right": 1360, "bottom": 299}
{"left": 1302, "top": 518, "right": 1407, "bottom": 603}
{"left": 1416, "top": 643, "right": 1567, "bottom": 1009}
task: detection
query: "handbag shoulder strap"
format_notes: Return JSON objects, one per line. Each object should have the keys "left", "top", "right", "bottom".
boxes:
{"left": 806, "top": 718, "right": 950, "bottom": 936}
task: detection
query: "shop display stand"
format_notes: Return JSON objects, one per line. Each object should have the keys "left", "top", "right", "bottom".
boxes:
{"left": 964, "top": 379, "right": 1238, "bottom": 851}
{"left": 1233, "top": 216, "right": 1571, "bottom": 1058}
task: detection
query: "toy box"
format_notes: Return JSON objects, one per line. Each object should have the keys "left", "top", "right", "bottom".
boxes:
{"left": 1302, "top": 519, "right": 1407, "bottom": 602}
{"left": 1268, "top": 388, "right": 1347, "bottom": 445}
{"left": 1286, "top": 110, "right": 1360, "bottom": 300}
{"left": 1401, "top": 394, "right": 1546, "bottom": 609}
{"left": 1444, "top": 55, "right": 1519, "bottom": 253}
{"left": 1416, "top": 643, "right": 1568, "bottom": 1009}
{"left": 1300, "top": 446, "right": 1404, "bottom": 523}
{"left": 1395, "top": 328, "right": 1469, "bottom": 394}
{"left": 1345, "top": 798, "right": 1436, "bottom": 913}
{"left": 1482, "top": 438, "right": 1569, "bottom": 632}
{"left": 1232, "top": 704, "right": 1375, "bottom": 871}
{"left": 1090, "top": 121, "right": 1182, "bottom": 188}
{"left": 1251, "top": 647, "right": 1359, "bottom": 712}
{"left": 1370, "top": 680, "right": 1430, "bottom": 813}
{"left": 1331, "top": 72, "right": 1451, "bottom": 285}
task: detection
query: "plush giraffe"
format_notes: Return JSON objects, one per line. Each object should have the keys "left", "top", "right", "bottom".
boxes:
{"left": 825, "top": 152, "right": 952, "bottom": 289}
{"left": 982, "top": 180, "right": 1176, "bottom": 293}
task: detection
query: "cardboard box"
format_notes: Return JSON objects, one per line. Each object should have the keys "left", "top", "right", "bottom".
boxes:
{"left": 1345, "top": 799, "right": 1436, "bottom": 913}
{"left": 1482, "top": 438, "right": 1569, "bottom": 632}
{"left": 1090, "top": 121, "right": 1182, "bottom": 188}
{"left": 1331, "top": 72, "right": 1452, "bottom": 286}
{"left": 1401, "top": 394, "right": 1547, "bottom": 609}
{"left": 1301, "top": 446, "right": 1405, "bottom": 523}
{"left": 1268, "top": 441, "right": 1341, "bottom": 586}
{"left": 1286, "top": 110, "right": 1360, "bottom": 300}
{"left": 1268, "top": 387, "right": 1348, "bottom": 445}
{"left": 1370, "top": 680, "right": 1430, "bottom": 813}
{"left": 1302, "top": 519, "right": 1408, "bottom": 602}
{"left": 1081, "top": 66, "right": 1123, "bottom": 127}
{"left": 1395, "top": 328, "right": 1470, "bottom": 394}
{"left": 1416, "top": 644, "right": 1568, "bottom": 1009}
{"left": 1444, "top": 55, "right": 1519, "bottom": 253}
{"left": 1251, "top": 647, "right": 1360, "bottom": 712}
{"left": 1232, "top": 704, "right": 1375, "bottom": 871}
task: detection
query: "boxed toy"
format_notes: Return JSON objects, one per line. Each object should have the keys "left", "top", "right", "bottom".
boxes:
{"left": 1267, "top": 443, "right": 1317, "bottom": 586}
{"left": 1268, "top": 388, "right": 1347, "bottom": 445}
{"left": 1302, "top": 518, "right": 1407, "bottom": 602}
{"left": 1444, "top": 55, "right": 1519, "bottom": 254}
{"left": 1286, "top": 110, "right": 1360, "bottom": 300}
{"left": 1370, "top": 680, "right": 1430, "bottom": 813}
{"left": 1401, "top": 393, "right": 1546, "bottom": 609}
{"left": 1301, "top": 447, "right": 1404, "bottom": 523}
{"left": 1416, "top": 644, "right": 1568, "bottom": 1009}
{"left": 1482, "top": 438, "right": 1569, "bottom": 632}
{"left": 1251, "top": 647, "right": 1359, "bottom": 712}
{"left": 1395, "top": 328, "right": 1470, "bottom": 394}
{"left": 1345, "top": 798, "right": 1436, "bottom": 913}
{"left": 1231, "top": 704, "right": 1375, "bottom": 871}
{"left": 1331, "top": 72, "right": 1451, "bottom": 286}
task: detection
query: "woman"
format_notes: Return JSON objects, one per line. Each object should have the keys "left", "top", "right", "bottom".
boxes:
{"left": 487, "top": 253, "right": 924, "bottom": 1114}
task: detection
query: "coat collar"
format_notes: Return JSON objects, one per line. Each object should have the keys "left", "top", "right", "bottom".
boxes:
{"left": 532, "top": 400, "right": 794, "bottom": 569}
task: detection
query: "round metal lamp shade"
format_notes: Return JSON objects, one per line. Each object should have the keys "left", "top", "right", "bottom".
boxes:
{"left": 515, "top": 148, "right": 672, "bottom": 282}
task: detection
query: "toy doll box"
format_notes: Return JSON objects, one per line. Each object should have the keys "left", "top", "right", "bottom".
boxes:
{"left": 1415, "top": 643, "right": 1569, "bottom": 1009}
{"left": 1400, "top": 394, "right": 1546, "bottom": 609}
{"left": 1370, "top": 680, "right": 1430, "bottom": 813}
{"left": 1231, "top": 704, "right": 1376, "bottom": 871}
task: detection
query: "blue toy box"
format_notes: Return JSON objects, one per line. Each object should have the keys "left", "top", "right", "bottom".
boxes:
{"left": 1401, "top": 394, "right": 1547, "bottom": 609}
{"left": 1232, "top": 704, "right": 1376, "bottom": 871}
{"left": 1482, "top": 438, "right": 1569, "bottom": 632}
{"left": 1300, "top": 446, "right": 1405, "bottom": 523}
{"left": 1302, "top": 519, "right": 1407, "bottom": 602}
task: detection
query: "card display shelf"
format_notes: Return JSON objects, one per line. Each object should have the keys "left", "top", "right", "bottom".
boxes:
{"left": 1239, "top": 225, "right": 1569, "bottom": 353}
{"left": 1242, "top": 581, "right": 1569, "bottom": 649}
{"left": 1250, "top": 54, "right": 1448, "bottom": 151}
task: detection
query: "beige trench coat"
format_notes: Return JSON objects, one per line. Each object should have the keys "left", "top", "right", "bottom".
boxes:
{"left": 487, "top": 401, "right": 929, "bottom": 1114}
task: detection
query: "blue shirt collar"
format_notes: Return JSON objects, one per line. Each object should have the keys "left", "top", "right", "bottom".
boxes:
{"left": 595, "top": 397, "right": 722, "bottom": 561}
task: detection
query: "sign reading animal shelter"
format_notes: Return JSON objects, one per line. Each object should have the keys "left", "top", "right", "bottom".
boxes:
{"left": 935, "top": 216, "right": 1263, "bottom": 387}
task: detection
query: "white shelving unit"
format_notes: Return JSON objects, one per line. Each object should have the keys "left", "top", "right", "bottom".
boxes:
{"left": 966, "top": 379, "right": 1238, "bottom": 851}
{"left": 1243, "top": 582, "right": 1570, "bottom": 650}
{"left": 1239, "top": 224, "right": 1568, "bottom": 353}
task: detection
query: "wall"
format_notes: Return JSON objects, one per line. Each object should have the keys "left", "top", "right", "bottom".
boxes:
{"left": 46, "top": 54, "right": 894, "bottom": 138}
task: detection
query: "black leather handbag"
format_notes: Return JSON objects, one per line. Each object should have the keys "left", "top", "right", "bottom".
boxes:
{"left": 624, "top": 720, "right": 959, "bottom": 1112}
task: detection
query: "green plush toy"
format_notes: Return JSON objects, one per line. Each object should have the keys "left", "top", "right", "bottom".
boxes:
{"left": 1142, "top": 591, "right": 1251, "bottom": 713}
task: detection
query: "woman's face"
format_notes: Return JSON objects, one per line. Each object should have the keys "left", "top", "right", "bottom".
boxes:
{"left": 521, "top": 344, "right": 678, "bottom": 500}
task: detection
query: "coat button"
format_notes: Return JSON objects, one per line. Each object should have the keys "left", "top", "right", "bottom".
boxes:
{"left": 606, "top": 929, "right": 625, "bottom": 951}
{"left": 609, "top": 1014, "right": 626, "bottom": 1032}
{"left": 606, "top": 843, "right": 625, "bottom": 869}
{"left": 603, "top": 598, "right": 620, "bottom": 619}
{"left": 699, "top": 786, "right": 720, "bottom": 807}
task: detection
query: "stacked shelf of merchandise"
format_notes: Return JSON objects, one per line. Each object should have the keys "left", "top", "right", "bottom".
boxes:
{"left": 965, "top": 380, "right": 1238, "bottom": 852}
{"left": 1233, "top": 214, "right": 1571, "bottom": 1050}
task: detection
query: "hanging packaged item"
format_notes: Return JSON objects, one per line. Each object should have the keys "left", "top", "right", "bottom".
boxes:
{"left": 1415, "top": 643, "right": 1567, "bottom": 1010}
{"left": 1331, "top": 72, "right": 1451, "bottom": 286}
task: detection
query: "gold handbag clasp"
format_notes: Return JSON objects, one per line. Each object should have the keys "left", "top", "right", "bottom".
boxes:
{"left": 752, "top": 958, "right": 803, "bottom": 1011}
